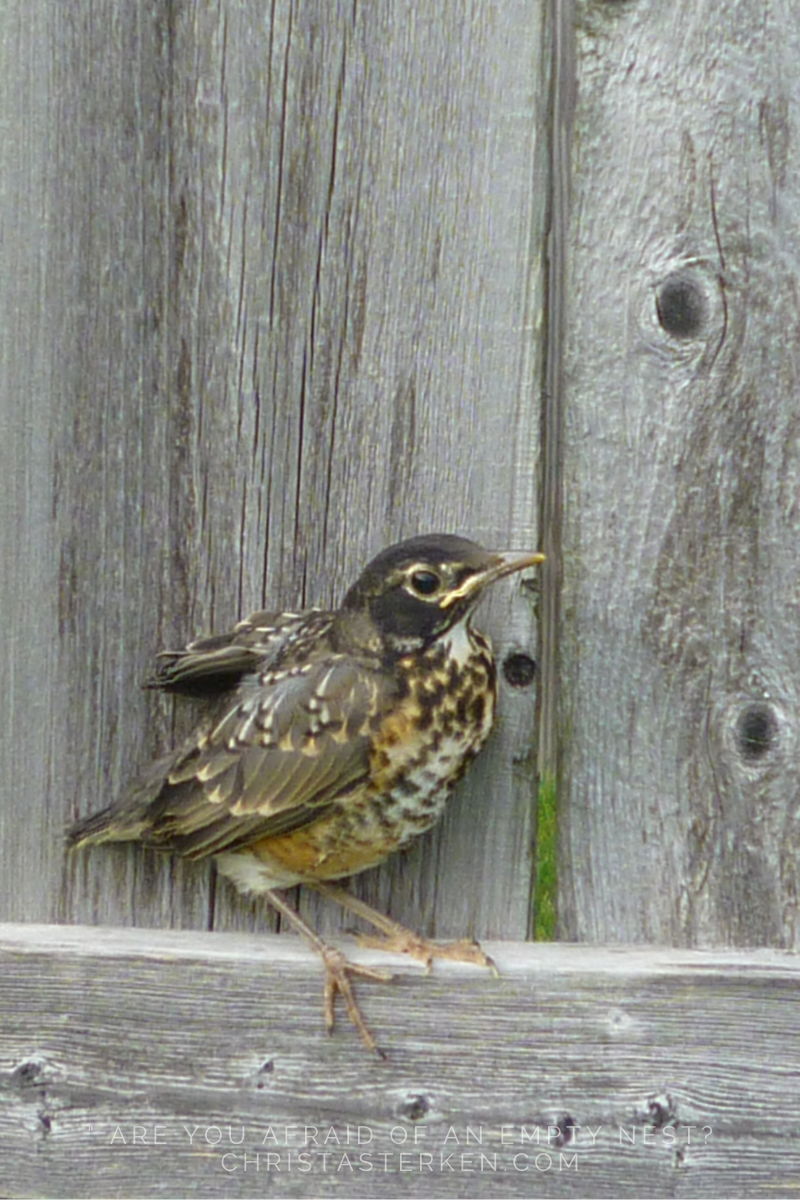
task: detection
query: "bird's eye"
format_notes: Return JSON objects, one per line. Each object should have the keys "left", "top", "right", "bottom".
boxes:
{"left": 408, "top": 569, "right": 441, "bottom": 596}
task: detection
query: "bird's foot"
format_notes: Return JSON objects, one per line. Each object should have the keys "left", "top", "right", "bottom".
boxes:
{"left": 267, "top": 887, "right": 395, "bottom": 1057}
{"left": 312, "top": 882, "right": 499, "bottom": 977}
{"left": 320, "top": 945, "right": 394, "bottom": 1058}
{"left": 354, "top": 929, "right": 498, "bottom": 976}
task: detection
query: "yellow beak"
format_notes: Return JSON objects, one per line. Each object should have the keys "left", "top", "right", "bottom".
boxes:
{"left": 440, "top": 550, "right": 545, "bottom": 607}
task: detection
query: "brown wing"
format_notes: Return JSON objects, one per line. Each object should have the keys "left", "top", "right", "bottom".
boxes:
{"left": 68, "top": 656, "right": 380, "bottom": 859}
{"left": 145, "top": 609, "right": 332, "bottom": 694}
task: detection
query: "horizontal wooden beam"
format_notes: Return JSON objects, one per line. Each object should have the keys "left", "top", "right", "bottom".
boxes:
{"left": 2, "top": 924, "right": 799, "bottom": 1197}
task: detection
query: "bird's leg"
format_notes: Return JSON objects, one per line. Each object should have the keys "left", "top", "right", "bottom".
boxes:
{"left": 312, "top": 883, "right": 499, "bottom": 977}
{"left": 266, "top": 889, "right": 393, "bottom": 1058}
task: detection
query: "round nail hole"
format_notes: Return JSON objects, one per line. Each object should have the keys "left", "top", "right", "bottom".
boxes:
{"left": 736, "top": 704, "right": 778, "bottom": 761}
{"left": 656, "top": 274, "right": 707, "bottom": 338}
{"left": 503, "top": 653, "right": 537, "bottom": 688}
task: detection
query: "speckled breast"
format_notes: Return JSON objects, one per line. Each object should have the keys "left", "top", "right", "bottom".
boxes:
{"left": 365, "top": 625, "right": 497, "bottom": 846}
{"left": 232, "top": 624, "right": 498, "bottom": 889}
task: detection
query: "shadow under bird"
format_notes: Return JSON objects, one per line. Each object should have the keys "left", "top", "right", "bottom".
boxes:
{"left": 67, "top": 533, "right": 544, "bottom": 1055}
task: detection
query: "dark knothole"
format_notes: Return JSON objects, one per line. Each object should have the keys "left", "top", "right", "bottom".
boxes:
{"left": 551, "top": 1114, "right": 577, "bottom": 1147}
{"left": 736, "top": 703, "right": 778, "bottom": 762}
{"left": 254, "top": 1060, "right": 274, "bottom": 1089}
{"left": 656, "top": 273, "right": 707, "bottom": 338}
{"left": 503, "top": 653, "right": 537, "bottom": 688}
{"left": 396, "top": 1094, "right": 430, "bottom": 1122}
{"left": 11, "top": 1061, "right": 44, "bottom": 1088}
{"left": 644, "top": 1092, "right": 676, "bottom": 1129}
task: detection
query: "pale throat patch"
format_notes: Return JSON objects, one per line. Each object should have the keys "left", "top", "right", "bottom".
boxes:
{"left": 444, "top": 617, "right": 487, "bottom": 665}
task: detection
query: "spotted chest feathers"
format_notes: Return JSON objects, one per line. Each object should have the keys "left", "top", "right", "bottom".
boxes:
{"left": 366, "top": 620, "right": 497, "bottom": 843}
{"left": 218, "top": 622, "right": 497, "bottom": 892}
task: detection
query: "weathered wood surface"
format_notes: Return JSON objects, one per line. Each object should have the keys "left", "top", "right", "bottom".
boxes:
{"left": 3, "top": 925, "right": 799, "bottom": 1200}
{"left": 3, "top": 0, "right": 800, "bottom": 1120}
{"left": 0, "top": 1, "right": 547, "bottom": 941}
{"left": 560, "top": 0, "right": 800, "bottom": 945}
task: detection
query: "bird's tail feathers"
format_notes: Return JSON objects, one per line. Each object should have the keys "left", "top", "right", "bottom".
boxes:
{"left": 65, "top": 806, "right": 148, "bottom": 849}
{"left": 65, "top": 745, "right": 184, "bottom": 849}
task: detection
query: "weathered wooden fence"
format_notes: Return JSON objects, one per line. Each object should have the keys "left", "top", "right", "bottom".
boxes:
{"left": 2, "top": 0, "right": 799, "bottom": 1196}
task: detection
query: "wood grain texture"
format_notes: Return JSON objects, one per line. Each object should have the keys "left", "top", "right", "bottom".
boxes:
{"left": 0, "top": 5, "right": 62, "bottom": 926}
{"left": 3, "top": 925, "right": 799, "bottom": 1199}
{"left": 0, "top": 2, "right": 547, "bottom": 939}
{"left": 559, "top": 0, "right": 800, "bottom": 945}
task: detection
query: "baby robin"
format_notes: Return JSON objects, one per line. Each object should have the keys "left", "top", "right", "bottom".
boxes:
{"left": 67, "top": 533, "right": 544, "bottom": 1055}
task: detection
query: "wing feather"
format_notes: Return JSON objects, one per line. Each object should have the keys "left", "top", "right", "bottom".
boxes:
{"left": 145, "top": 610, "right": 332, "bottom": 694}
{"left": 67, "top": 656, "right": 379, "bottom": 860}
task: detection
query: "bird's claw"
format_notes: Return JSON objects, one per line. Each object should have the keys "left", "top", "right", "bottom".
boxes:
{"left": 321, "top": 946, "right": 394, "bottom": 1058}
{"left": 354, "top": 930, "right": 499, "bottom": 977}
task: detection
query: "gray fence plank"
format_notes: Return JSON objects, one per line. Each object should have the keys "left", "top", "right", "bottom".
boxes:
{"left": 2, "top": 925, "right": 798, "bottom": 1199}
{"left": 0, "top": 5, "right": 62, "bottom": 926}
{"left": 0, "top": 1, "right": 548, "bottom": 942}
{"left": 560, "top": 0, "right": 800, "bottom": 944}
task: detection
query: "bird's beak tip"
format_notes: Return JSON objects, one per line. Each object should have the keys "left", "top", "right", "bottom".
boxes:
{"left": 494, "top": 550, "right": 546, "bottom": 573}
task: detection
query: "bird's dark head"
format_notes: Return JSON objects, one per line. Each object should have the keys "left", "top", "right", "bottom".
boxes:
{"left": 337, "top": 533, "right": 544, "bottom": 653}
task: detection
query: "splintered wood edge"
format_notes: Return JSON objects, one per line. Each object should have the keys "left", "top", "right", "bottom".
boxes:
{"left": 1, "top": 922, "right": 798, "bottom": 977}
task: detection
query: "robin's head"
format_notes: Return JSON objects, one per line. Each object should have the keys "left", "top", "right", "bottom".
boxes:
{"left": 338, "top": 533, "right": 544, "bottom": 652}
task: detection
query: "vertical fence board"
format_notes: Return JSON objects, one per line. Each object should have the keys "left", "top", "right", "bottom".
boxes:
{"left": 560, "top": 0, "right": 800, "bottom": 944}
{"left": 0, "top": 2, "right": 548, "bottom": 943}
{"left": 0, "top": 4, "right": 60, "bottom": 922}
